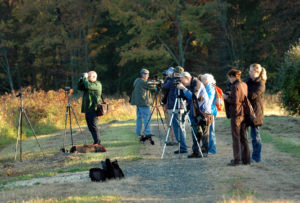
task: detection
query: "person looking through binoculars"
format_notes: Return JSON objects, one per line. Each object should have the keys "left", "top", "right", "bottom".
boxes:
{"left": 177, "top": 72, "right": 213, "bottom": 158}
{"left": 77, "top": 71, "right": 102, "bottom": 145}
{"left": 162, "top": 66, "right": 188, "bottom": 154}
{"left": 130, "top": 69, "right": 152, "bottom": 138}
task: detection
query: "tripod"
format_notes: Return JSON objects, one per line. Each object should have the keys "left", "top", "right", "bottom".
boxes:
{"left": 14, "top": 93, "right": 45, "bottom": 161}
{"left": 62, "top": 88, "right": 86, "bottom": 151}
{"left": 161, "top": 89, "right": 203, "bottom": 159}
{"left": 142, "top": 89, "right": 167, "bottom": 138}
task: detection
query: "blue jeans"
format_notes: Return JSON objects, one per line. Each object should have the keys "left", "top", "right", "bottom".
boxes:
{"left": 208, "top": 116, "right": 217, "bottom": 154}
{"left": 248, "top": 126, "right": 262, "bottom": 162}
{"left": 169, "top": 110, "right": 187, "bottom": 151}
{"left": 136, "top": 107, "right": 151, "bottom": 135}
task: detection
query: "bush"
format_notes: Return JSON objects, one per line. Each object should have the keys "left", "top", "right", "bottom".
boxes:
{"left": 277, "top": 42, "right": 300, "bottom": 115}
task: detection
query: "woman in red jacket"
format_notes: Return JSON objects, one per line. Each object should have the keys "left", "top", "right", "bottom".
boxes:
{"left": 223, "top": 69, "right": 250, "bottom": 166}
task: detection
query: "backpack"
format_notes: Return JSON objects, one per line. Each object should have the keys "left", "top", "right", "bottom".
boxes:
{"left": 214, "top": 86, "right": 224, "bottom": 111}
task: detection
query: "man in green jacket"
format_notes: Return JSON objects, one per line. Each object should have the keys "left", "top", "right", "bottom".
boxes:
{"left": 130, "top": 69, "right": 152, "bottom": 137}
{"left": 77, "top": 71, "right": 102, "bottom": 145}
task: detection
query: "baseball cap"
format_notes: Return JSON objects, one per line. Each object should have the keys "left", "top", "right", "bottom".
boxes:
{"left": 140, "top": 68, "right": 150, "bottom": 75}
{"left": 179, "top": 72, "right": 192, "bottom": 78}
{"left": 174, "top": 66, "right": 184, "bottom": 74}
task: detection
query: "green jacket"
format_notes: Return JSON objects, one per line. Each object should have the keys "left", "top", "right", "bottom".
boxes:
{"left": 130, "top": 78, "right": 151, "bottom": 107}
{"left": 77, "top": 77, "right": 102, "bottom": 113}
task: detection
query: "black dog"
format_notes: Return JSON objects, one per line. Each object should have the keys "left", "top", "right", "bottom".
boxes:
{"left": 140, "top": 134, "right": 155, "bottom": 145}
{"left": 89, "top": 159, "right": 124, "bottom": 182}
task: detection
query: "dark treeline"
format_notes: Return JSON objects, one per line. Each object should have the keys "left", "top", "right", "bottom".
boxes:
{"left": 0, "top": 0, "right": 299, "bottom": 95}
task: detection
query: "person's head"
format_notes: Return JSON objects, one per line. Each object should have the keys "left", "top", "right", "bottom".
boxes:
{"left": 201, "top": 73, "right": 216, "bottom": 86}
{"left": 140, "top": 68, "right": 150, "bottom": 80}
{"left": 249, "top": 63, "right": 267, "bottom": 82}
{"left": 165, "top": 67, "right": 174, "bottom": 78}
{"left": 88, "top": 71, "right": 97, "bottom": 82}
{"left": 173, "top": 66, "right": 184, "bottom": 77}
{"left": 179, "top": 72, "right": 192, "bottom": 86}
{"left": 227, "top": 69, "right": 241, "bottom": 84}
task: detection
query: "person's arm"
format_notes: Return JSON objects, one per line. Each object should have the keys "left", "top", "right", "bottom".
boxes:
{"left": 249, "top": 81, "right": 265, "bottom": 100}
{"left": 225, "top": 84, "right": 239, "bottom": 104}
{"left": 82, "top": 77, "right": 101, "bottom": 91}
{"left": 77, "top": 78, "right": 85, "bottom": 91}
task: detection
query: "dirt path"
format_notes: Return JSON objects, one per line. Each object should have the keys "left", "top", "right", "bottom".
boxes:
{"left": 1, "top": 117, "right": 300, "bottom": 202}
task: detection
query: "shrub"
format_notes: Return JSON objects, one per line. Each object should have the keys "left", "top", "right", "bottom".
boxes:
{"left": 277, "top": 42, "right": 300, "bottom": 115}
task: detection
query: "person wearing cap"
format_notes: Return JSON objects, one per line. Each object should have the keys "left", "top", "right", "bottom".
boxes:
{"left": 161, "top": 67, "right": 177, "bottom": 146}
{"left": 130, "top": 68, "right": 152, "bottom": 137}
{"left": 177, "top": 72, "right": 212, "bottom": 158}
{"left": 162, "top": 66, "right": 188, "bottom": 153}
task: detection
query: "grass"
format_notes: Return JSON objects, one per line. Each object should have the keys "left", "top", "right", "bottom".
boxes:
{"left": 0, "top": 120, "right": 141, "bottom": 188}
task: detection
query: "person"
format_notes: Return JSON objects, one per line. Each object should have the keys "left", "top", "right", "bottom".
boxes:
{"left": 162, "top": 67, "right": 177, "bottom": 146}
{"left": 162, "top": 66, "right": 188, "bottom": 153}
{"left": 130, "top": 68, "right": 152, "bottom": 138}
{"left": 77, "top": 71, "right": 102, "bottom": 145}
{"left": 177, "top": 72, "right": 212, "bottom": 158}
{"left": 200, "top": 74, "right": 218, "bottom": 154}
{"left": 246, "top": 64, "right": 267, "bottom": 162}
{"left": 223, "top": 69, "right": 250, "bottom": 166}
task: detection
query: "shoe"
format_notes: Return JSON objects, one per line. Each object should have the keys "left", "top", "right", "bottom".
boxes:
{"left": 93, "top": 140, "right": 101, "bottom": 145}
{"left": 174, "top": 150, "right": 188, "bottom": 154}
{"left": 187, "top": 152, "right": 202, "bottom": 158}
{"left": 227, "top": 160, "right": 240, "bottom": 166}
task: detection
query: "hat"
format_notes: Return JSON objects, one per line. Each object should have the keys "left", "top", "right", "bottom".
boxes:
{"left": 174, "top": 66, "right": 184, "bottom": 74}
{"left": 179, "top": 72, "right": 192, "bottom": 78}
{"left": 163, "top": 67, "right": 174, "bottom": 75}
{"left": 140, "top": 68, "right": 150, "bottom": 75}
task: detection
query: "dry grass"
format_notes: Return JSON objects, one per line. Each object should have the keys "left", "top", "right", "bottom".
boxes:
{"left": 0, "top": 87, "right": 136, "bottom": 148}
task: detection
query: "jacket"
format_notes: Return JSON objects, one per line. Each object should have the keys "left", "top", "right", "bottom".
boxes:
{"left": 162, "top": 77, "right": 184, "bottom": 109}
{"left": 130, "top": 78, "right": 151, "bottom": 107}
{"left": 225, "top": 79, "right": 247, "bottom": 118}
{"left": 183, "top": 77, "right": 211, "bottom": 121}
{"left": 246, "top": 77, "right": 265, "bottom": 126}
{"left": 206, "top": 84, "right": 218, "bottom": 116}
{"left": 77, "top": 77, "right": 102, "bottom": 113}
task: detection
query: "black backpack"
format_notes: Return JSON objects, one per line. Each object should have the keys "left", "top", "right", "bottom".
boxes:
{"left": 89, "top": 159, "right": 125, "bottom": 182}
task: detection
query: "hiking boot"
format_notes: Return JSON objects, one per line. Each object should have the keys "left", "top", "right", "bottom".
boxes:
{"left": 227, "top": 160, "right": 241, "bottom": 166}
{"left": 166, "top": 141, "right": 179, "bottom": 146}
{"left": 187, "top": 152, "right": 202, "bottom": 158}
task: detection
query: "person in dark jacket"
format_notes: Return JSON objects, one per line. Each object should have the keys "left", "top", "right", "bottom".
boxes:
{"left": 162, "top": 66, "right": 188, "bottom": 153}
{"left": 223, "top": 69, "right": 250, "bottom": 166}
{"left": 246, "top": 63, "right": 267, "bottom": 162}
{"left": 130, "top": 69, "right": 152, "bottom": 137}
{"left": 77, "top": 71, "right": 102, "bottom": 145}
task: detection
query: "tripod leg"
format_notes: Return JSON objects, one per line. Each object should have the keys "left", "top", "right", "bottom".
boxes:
{"left": 70, "top": 106, "right": 87, "bottom": 144}
{"left": 69, "top": 108, "right": 74, "bottom": 146}
{"left": 23, "top": 110, "right": 45, "bottom": 158}
{"left": 63, "top": 106, "right": 69, "bottom": 149}
{"left": 161, "top": 99, "right": 178, "bottom": 159}
{"left": 180, "top": 99, "right": 203, "bottom": 157}
{"left": 156, "top": 106, "right": 167, "bottom": 133}
{"left": 14, "top": 109, "right": 22, "bottom": 160}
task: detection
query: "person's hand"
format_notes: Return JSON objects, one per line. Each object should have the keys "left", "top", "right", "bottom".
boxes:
{"left": 223, "top": 94, "right": 228, "bottom": 100}
{"left": 83, "top": 73, "right": 88, "bottom": 78}
{"left": 176, "top": 83, "right": 186, "bottom": 90}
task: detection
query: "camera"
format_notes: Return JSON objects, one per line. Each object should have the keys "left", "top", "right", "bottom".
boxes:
{"left": 64, "top": 86, "right": 71, "bottom": 91}
{"left": 148, "top": 80, "right": 163, "bottom": 90}
{"left": 173, "top": 77, "right": 181, "bottom": 85}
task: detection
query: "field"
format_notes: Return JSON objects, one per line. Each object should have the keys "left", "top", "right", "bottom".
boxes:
{"left": 0, "top": 90, "right": 300, "bottom": 202}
